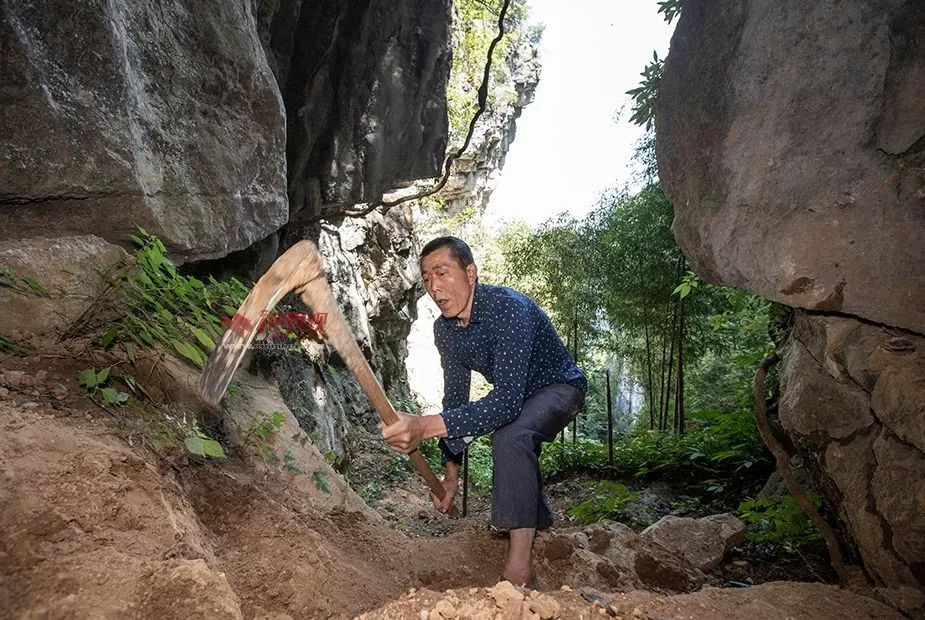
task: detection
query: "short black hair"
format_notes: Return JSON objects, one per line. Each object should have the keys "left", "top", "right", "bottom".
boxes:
{"left": 419, "top": 236, "right": 475, "bottom": 269}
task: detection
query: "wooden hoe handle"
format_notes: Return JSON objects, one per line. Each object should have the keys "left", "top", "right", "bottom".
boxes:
{"left": 199, "top": 241, "right": 450, "bottom": 504}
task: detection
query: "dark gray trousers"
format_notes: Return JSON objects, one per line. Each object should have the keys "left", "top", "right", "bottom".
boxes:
{"left": 490, "top": 383, "right": 584, "bottom": 530}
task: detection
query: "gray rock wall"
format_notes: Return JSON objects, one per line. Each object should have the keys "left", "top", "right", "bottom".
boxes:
{"left": 1, "top": 0, "right": 453, "bottom": 263}
{"left": 254, "top": 0, "right": 452, "bottom": 219}
{"left": 0, "top": 0, "right": 288, "bottom": 263}
{"left": 656, "top": 0, "right": 925, "bottom": 590}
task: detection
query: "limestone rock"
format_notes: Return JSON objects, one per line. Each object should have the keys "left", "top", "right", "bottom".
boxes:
{"left": 548, "top": 522, "right": 704, "bottom": 594}
{"left": 780, "top": 313, "right": 925, "bottom": 590}
{"left": 254, "top": 0, "right": 452, "bottom": 215}
{"left": 656, "top": 0, "right": 925, "bottom": 333}
{"left": 640, "top": 514, "right": 746, "bottom": 572}
{"left": 0, "top": 0, "right": 288, "bottom": 262}
{"left": 0, "top": 235, "right": 128, "bottom": 338}
{"left": 872, "top": 432, "right": 925, "bottom": 568}
{"left": 779, "top": 336, "right": 873, "bottom": 441}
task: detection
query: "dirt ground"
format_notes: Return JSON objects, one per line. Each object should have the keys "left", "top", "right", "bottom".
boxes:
{"left": 0, "top": 350, "right": 906, "bottom": 619}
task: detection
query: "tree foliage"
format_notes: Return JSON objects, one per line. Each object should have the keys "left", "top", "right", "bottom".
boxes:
{"left": 494, "top": 181, "right": 779, "bottom": 438}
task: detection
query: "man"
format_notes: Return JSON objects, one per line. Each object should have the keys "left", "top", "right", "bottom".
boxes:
{"left": 381, "top": 236, "right": 586, "bottom": 587}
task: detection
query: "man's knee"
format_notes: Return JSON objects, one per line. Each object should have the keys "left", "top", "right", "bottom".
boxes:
{"left": 492, "top": 423, "right": 534, "bottom": 458}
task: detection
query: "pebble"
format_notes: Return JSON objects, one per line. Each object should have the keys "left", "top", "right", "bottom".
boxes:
{"left": 433, "top": 599, "right": 457, "bottom": 619}
{"left": 3, "top": 370, "right": 26, "bottom": 387}
{"left": 21, "top": 402, "right": 40, "bottom": 411}
{"left": 0, "top": 387, "right": 9, "bottom": 399}
{"left": 527, "top": 594, "right": 561, "bottom": 619}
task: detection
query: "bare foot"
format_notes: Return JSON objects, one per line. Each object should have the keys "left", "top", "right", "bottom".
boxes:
{"left": 501, "top": 565, "right": 535, "bottom": 588}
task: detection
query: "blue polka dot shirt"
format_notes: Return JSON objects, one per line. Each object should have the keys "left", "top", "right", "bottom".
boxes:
{"left": 435, "top": 282, "right": 587, "bottom": 460}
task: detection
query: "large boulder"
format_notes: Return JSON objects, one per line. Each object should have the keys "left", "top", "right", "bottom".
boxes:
{"left": 780, "top": 313, "right": 925, "bottom": 589}
{"left": 641, "top": 513, "right": 747, "bottom": 572}
{"left": 656, "top": 0, "right": 925, "bottom": 334}
{"left": 0, "top": 0, "right": 288, "bottom": 263}
{"left": 656, "top": 0, "right": 925, "bottom": 592}
{"left": 0, "top": 235, "right": 128, "bottom": 339}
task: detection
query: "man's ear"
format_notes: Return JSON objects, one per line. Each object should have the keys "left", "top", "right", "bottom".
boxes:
{"left": 466, "top": 263, "right": 478, "bottom": 286}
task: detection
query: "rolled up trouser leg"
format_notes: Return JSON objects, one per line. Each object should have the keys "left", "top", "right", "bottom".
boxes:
{"left": 490, "top": 383, "right": 584, "bottom": 530}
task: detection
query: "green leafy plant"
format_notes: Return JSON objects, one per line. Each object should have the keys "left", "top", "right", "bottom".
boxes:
{"left": 78, "top": 367, "right": 130, "bottom": 407}
{"left": 568, "top": 481, "right": 638, "bottom": 524}
{"left": 115, "top": 228, "right": 249, "bottom": 367}
{"left": 183, "top": 422, "right": 226, "bottom": 459}
{"left": 673, "top": 270, "right": 700, "bottom": 299}
{"left": 738, "top": 495, "right": 822, "bottom": 552}
{"left": 626, "top": 51, "right": 664, "bottom": 130}
{"left": 0, "top": 334, "right": 28, "bottom": 356}
{"left": 360, "top": 480, "right": 384, "bottom": 504}
{"left": 537, "top": 408, "right": 769, "bottom": 490}
{"left": 657, "top": 0, "right": 684, "bottom": 23}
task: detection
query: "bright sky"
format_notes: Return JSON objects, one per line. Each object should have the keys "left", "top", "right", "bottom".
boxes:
{"left": 485, "top": 0, "right": 676, "bottom": 227}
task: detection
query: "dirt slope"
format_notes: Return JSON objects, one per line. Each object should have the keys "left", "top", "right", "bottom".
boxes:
{"left": 0, "top": 354, "right": 906, "bottom": 619}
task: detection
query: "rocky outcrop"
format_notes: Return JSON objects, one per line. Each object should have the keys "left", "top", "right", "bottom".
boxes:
{"left": 0, "top": 0, "right": 288, "bottom": 263}
{"left": 656, "top": 0, "right": 924, "bottom": 334}
{"left": 656, "top": 0, "right": 925, "bottom": 592}
{"left": 254, "top": 0, "right": 452, "bottom": 220}
{"left": 414, "top": 21, "right": 541, "bottom": 238}
{"left": 430, "top": 30, "right": 541, "bottom": 221}
{"left": 779, "top": 312, "right": 925, "bottom": 589}
{"left": 255, "top": 206, "right": 421, "bottom": 462}
{"left": 1, "top": 0, "right": 453, "bottom": 263}
{"left": 0, "top": 235, "right": 129, "bottom": 340}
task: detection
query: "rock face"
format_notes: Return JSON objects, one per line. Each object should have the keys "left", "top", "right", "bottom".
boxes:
{"left": 429, "top": 28, "right": 541, "bottom": 221}
{"left": 0, "top": 236, "right": 129, "bottom": 339}
{"left": 1, "top": 0, "right": 453, "bottom": 262}
{"left": 253, "top": 0, "right": 452, "bottom": 219}
{"left": 256, "top": 206, "right": 421, "bottom": 463}
{"left": 0, "top": 0, "right": 288, "bottom": 263}
{"left": 656, "top": 0, "right": 925, "bottom": 592}
{"left": 657, "top": 0, "right": 925, "bottom": 334}
{"left": 779, "top": 313, "right": 925, "bottom": 589}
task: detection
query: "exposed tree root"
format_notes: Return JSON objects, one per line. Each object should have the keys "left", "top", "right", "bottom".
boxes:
{"left": 752, "top": 353, "right": 869, "bottom": 592}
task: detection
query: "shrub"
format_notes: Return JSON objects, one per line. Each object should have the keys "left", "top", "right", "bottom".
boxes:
{"left": 738, "top": 495, "right": 822, "bottom": 552}
{"left": 568, "top": 480, "right": 638, "bottom": 524}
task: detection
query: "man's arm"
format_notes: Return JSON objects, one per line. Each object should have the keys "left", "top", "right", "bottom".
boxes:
{"left": 440, "top": 298, "right": 535, "bottom": 456}
{"left": 380, "top": 320, "right": 469, "bottom": 455}
{"left": 437, "top": 322, "right": 471, "bottom": 464}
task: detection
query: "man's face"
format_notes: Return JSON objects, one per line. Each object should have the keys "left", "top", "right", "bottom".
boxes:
{"left": 420, "top": 247, "right": 477, "bottom": 319}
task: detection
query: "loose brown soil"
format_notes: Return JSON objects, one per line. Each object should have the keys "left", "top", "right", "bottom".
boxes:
{"left": 0, "top": 350, "right": 903, "bottom": 619}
